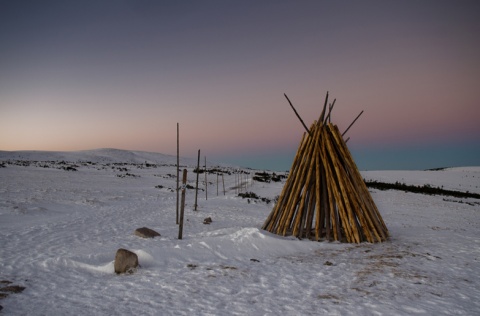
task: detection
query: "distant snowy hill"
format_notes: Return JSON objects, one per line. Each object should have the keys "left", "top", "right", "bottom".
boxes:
{"left": 0, "top": 148, "right": 197, "bottom": 166}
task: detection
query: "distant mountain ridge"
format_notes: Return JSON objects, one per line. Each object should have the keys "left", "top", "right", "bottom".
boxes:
{"left": 0, "top": 148, "right": 195, "bottom": 165}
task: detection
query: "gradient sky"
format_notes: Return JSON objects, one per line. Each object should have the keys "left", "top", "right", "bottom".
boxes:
{"left": 1, "top": 0, "right": 479, "bottom": 171}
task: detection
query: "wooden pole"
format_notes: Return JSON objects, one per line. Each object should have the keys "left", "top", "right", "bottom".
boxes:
{"left": 318, "top": 91, "right": 329, "bottom": 123}
{"left": 222, "top": 174, "right": 225, "bottom": 195}
{"left": 240, "top": 170, "right": 247, "bottom": 192}
{"left": 305, "top": 141, "right": 321, "bottom": 239}
{"left": 194, "top": 149, "right": 200, "bottom": 211}
{"left": 284, "top": 93, "right": 311, "bottom": 136}
{"left": 178, "top": 169, "right": 187, "bottom": 240}
{"left": 243, "top": 172, "right": 246, "bottom": 192}
{"left": 279, "top": 123, "right": 317, "bottom": 236}
{"left": 323, "top": 99, "right": 336, "bottom": 125}
{"left": 176, "top": 123, "right": 179, "bottom": 224}
{"left": 315, "top": 150, "right": 323, "bottom": 241}
{"left": 204, "top": 156, "right": 208, "bottom": 200}
{"left": 318, "top": 130, "right": 340, "bottom": 241}
{"left": 320, "top": 162, "right": 329, "bottom": 240}
{"left": 238, "top": 171, "right": 241, "bottom": 193}
{"left": 217, "top": 173, "right": 219, "bottom": 196}
{"left": 304, "top": 182, "right": 316, "bottom": 239}
{"left": 292, "top": 123, "right": 321, "bottom": 237}
{"left": 342, "top": 110, "right": 364, "bottom": 137}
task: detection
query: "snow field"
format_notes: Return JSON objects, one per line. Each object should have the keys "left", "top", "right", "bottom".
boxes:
{"left": 0, "top": 150, "right": 479, "bottom": 315}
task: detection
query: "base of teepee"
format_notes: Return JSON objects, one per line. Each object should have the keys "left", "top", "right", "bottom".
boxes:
{"left": 283, "top": 226, "right": 381, "bottom": 243}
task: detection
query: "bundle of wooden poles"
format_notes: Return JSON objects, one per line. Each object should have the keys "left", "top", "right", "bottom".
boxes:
{"left": 262, "top": 93, "right": 389, "bottom": 243}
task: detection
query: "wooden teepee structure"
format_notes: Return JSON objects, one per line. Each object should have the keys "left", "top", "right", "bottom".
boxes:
{"left": 262, "top": 93, "right": 389, "bottom": 243}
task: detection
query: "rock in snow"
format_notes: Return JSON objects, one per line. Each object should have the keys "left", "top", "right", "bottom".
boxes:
{"left": 114, "top": 249, "right": 139, "bottom": 274}
{"left": 203, "top": 217, "right": 212, "bottom": 224}
{"left": 134, "top": 227, "right": 161, "bottom": 238}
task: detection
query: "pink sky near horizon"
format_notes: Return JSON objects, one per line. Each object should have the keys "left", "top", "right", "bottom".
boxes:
{"left": 1, "top": 1, "right": 479, "bottom": 168}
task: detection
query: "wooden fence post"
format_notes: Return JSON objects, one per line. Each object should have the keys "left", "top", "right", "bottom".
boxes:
{"left": 178, "top": 169, "right": 187, "bottom": 240}
{"left": 222, "top": 174, "right": 225, "bottom": 195}
{"left": 204, "top": 156, "right": 208, "bottom": 200}
{"left": 176, "top": 123, "right": 179, "bottom": 224}
{"left": 244, "top": 173, "right": 247, "bottom": 192}
{"left": 194, "top": 149, "right": 200, "bottom": 211}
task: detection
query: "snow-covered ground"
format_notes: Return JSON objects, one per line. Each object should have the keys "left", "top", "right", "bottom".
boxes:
{"left": 0, "top": 149, "right": 479, "bottom": 315}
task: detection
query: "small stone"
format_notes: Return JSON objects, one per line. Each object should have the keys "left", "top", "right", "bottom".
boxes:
{"left": 203, "top": 217, "right": 212, "bottom": 224}
{"left": 114, "top": 249, "right": 139, "bottom": 274}
{"left": 134, "top": 227, "right": 161, "bottom": 238}
{"left": 0, "top": 285, "right": 25, "bottom": 294}
{"left": 324, "top": 261, "right": 333, "bottom": 266}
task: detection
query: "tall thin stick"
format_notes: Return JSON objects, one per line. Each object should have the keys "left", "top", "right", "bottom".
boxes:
{"left": 284, "top": 93, "right": 311, "bottom": 135}
{"left": 342, "top": 110, "right": 364, "bottom": 137}
{"left": 194, "top": 149, "right": 200, "bottom": 211}
{"left": 237, "top": 171, "right": 241, "bottom": 194}
{"left": 204, "top": 156, "right": 208, "bottom": 200}
{"left": 222, "top": 174, "right": 225, "bottom": 195}
{"left": 176, "top": 123, "right": 179, "bottom": 224}
{"left": 319, "top": 91, "right": 329, "bottom": 123}
{"left": 178, "top": 169, "right": 187, "bottom": 240}
{"left": 324, "top": 99, "right": 336, "bottom": 125}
